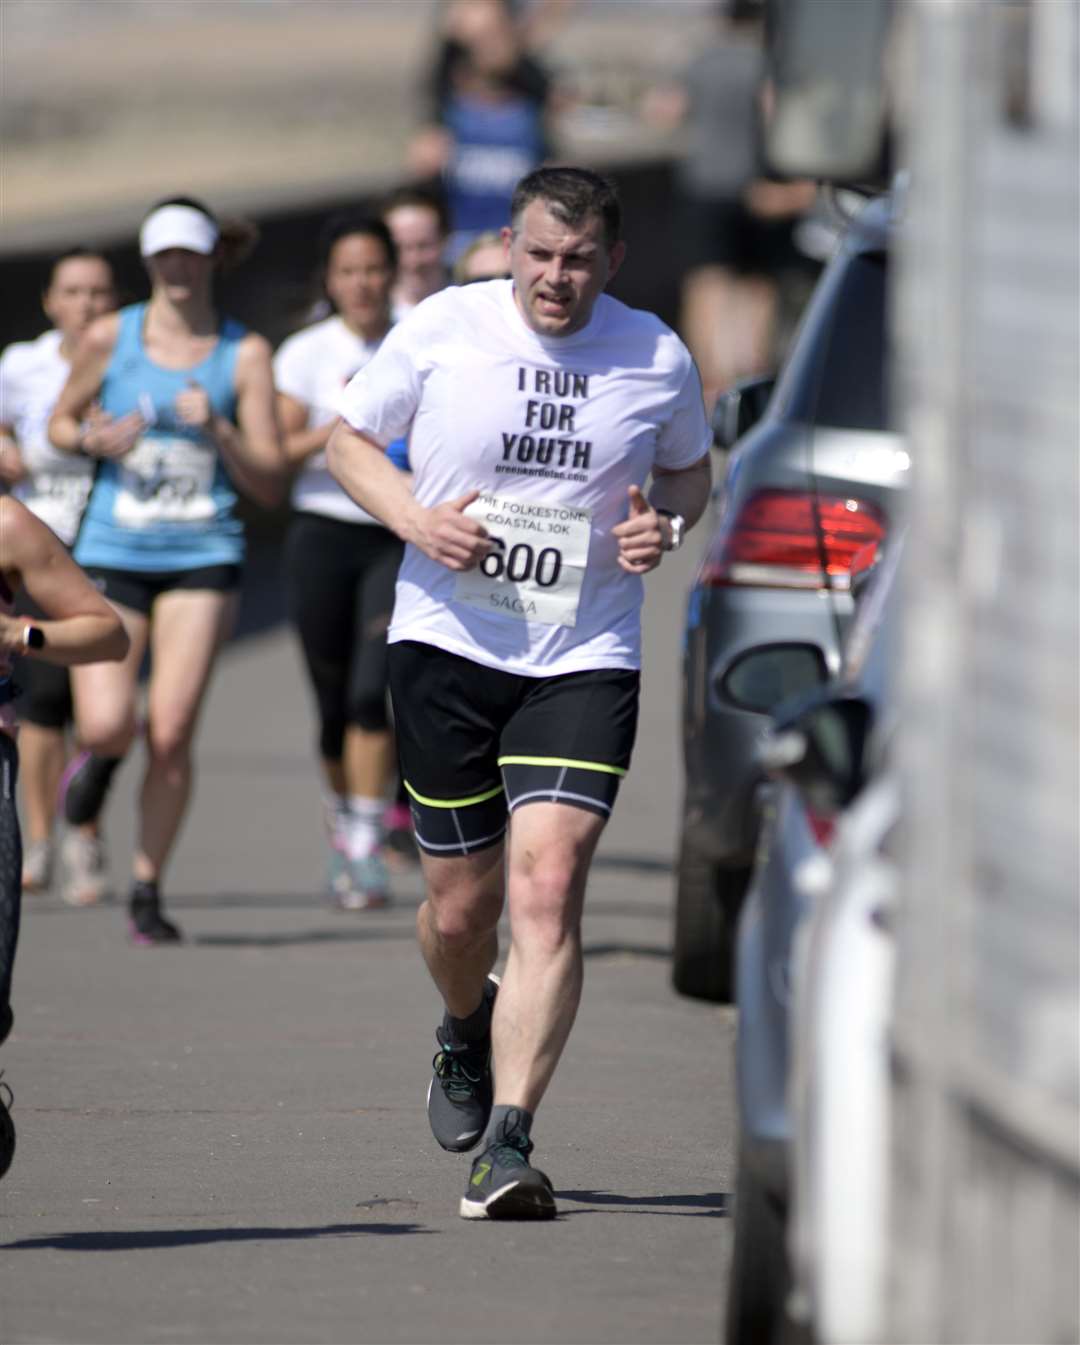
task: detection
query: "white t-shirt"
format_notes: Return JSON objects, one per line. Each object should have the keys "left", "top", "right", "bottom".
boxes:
{"left": 273, "top": 315, "right": 386, "bottom": 524}
{"left": 0, "top": 329, "right": 96, "bottom": 546}
{"left": 338, "top": 279, "right": 710, "bottom": 676}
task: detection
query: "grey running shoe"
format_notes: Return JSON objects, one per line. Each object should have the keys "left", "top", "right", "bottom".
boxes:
{"left": 459, "top": 1109, "right": 555, "bottom": 1221}
{"left": 427, "top": 974, "right": 499, "bottom": 1152}
{"left": 61, "top": 833, "right": 110, "bottom": 907}
{"left": 336, "top": 852, "right": 390, "bottom": 911}
{"left": 324, "top": 845, "right": 350, "bottom": 897}
{"left": 21, "top": 839, "right": 53, "bottom": 893}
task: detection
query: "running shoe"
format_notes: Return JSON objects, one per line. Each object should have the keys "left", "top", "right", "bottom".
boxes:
{"left": 58, "top": 752, "right": 120, "bottom": 827}
{"left": 20, "top": 838, "right": 53, "bottom": 893}
{"left": 0, "top": 1071, "right": 14, "bottom": 1181}
{"left": 60, "top": 833, "right": 110, "bottom": 907}
{"left": 459, "top": 1109, "right": 556, "bottom": 1221}
{"left": 128, "top": 883, "right": 183, "bottom": 945}
{"left": 324, "top": 845, "right": 350, "bottom": 897}
{"left": 427, "top": 974, "right": 499, "bottom": 1153}
{"left": 337, "top": 852, "right": 391, "bottom": 911}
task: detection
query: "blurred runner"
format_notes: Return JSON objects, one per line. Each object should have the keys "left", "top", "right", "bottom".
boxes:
{"left": 0, "top": 249, "right": 118, "bottom": 905}
{"left": 407, "top": 0, "right": 554, "bottom": 262}
{"left": 0, "top": 494, "right": 130, "bottom": 1178}
{"left": 380, "top": 186, "right": 451, "bottom": 319}
{"left": 274, "top": 214, "right": 409, "bottom": 909}
{"left": 644, "top": 0, "right": 816, "bottom": 409}
{"left": 49, "top": 196, "right": 285, "bottom": 944}
{"left": 328, "top": 167, "right": 712, "bottom": 1219}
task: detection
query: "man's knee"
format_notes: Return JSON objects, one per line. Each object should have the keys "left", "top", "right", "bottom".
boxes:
{"left": 509, "top": 852, "right": 584, "bottom": 951}
{"left": 423, "top": 859, "right": 503, "bottom": 948}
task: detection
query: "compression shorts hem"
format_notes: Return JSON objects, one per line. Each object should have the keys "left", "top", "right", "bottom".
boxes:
{"left": 403, "top": 780, "right": 504, "bottom": 810}
{"left": 497, "top": 754, "right": 627, "bottom": 777}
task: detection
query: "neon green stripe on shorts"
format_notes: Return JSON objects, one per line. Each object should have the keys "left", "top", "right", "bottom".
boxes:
{"left": 496, "top": 755, "right": 628, "bottom": 777}
{"left": 403, "top": 780, "right": 505, "bottom": 810}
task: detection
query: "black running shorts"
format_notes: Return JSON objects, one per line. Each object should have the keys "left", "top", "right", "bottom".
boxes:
{"left": 387, "top": 640, "right": 640, "bottom": 857}
{"left": 86, "top": 564, "right": 241, "bottom": 616}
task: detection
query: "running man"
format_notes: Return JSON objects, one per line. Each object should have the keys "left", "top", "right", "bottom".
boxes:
{"left": 328, "top": 166, "right": 711, "bottom": 1220}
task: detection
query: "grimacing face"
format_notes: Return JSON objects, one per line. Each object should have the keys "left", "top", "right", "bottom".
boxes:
{"left": 44, "top": 256, "right": 116, "bottom": 340}
{"left": 504, "top": 199, "right": 624, "bottom": 338}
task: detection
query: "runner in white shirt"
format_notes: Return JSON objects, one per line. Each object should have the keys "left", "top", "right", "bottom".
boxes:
{"left": 380, "top": 186, "right": 451, "bottom": 321}
{"left": 0, "top": 250, "right": 118, "bottom": 906}
{"left": 274, "top": 215, "right": 409, "bottom": 909}
{"left": 329, "top": 167, "right": 712, "bottom": 1221}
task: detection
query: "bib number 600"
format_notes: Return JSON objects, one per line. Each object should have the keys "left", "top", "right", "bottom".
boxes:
{"left": 480, "top": 537, "right": 563, "bottom": 589}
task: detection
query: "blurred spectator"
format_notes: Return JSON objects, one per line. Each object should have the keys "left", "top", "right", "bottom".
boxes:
{"left": 644, "top": 0, "right": 816, "bottom": 410}
{"left": 380, "top": 186, "right": 451, "bottom": 318}
{"left": 407, "top": 0, "right": 556, "bottom": 261}
{"left": 452, "top": 229, "right": 511, "bottom": 283}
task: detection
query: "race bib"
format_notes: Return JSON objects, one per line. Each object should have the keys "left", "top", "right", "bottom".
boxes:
{"left": 113, "top": 435, "right": 217, "bottom": 528}
{"left": 453, "top": 492, "right": 591, "bottom": 627}
{"left": 21, "top": 470, "right": 94, "bottom": 547}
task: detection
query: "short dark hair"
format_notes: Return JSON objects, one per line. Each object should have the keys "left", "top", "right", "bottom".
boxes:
{"left": 509, "top": 166, "right": 622, "bottom": 247}
{"left": 317, "top": 213, "right": 398, "bottom": 273}
{"left": 47, "top": 247, "right": 113, "bottom": 289}
{"left": 380, "top": 184, "right": 450, "bottom": 237}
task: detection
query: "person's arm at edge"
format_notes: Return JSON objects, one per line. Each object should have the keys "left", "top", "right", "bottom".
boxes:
{"left": 276, "top": 391, "right": 334, "bottom": 468}
{"left": 0, "top": 498, "right": 129, "bottom": 665}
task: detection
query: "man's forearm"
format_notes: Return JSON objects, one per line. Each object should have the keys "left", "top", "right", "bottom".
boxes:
{"left": 327, "top": 422, "right": 421, "bottom": 543}
{"left": 649, "top": 455, "right": 712, "bottom": 530}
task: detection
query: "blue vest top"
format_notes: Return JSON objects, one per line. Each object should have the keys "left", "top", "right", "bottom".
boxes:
{"left": 443, "top": 91, "right": 546, "bottom": 248}
{"left": 75, "top": 303, "right": 246, "bottom": 571}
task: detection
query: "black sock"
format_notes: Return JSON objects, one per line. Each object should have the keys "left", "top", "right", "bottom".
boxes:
{"left": 129, "top": 879, "right": 159, "bottom": 905}
{"left": 488, "top": 1105, "right": 533, "bottom": 1146}
{"left": 444, "top": 993, "right": 492, "bottom": 1046}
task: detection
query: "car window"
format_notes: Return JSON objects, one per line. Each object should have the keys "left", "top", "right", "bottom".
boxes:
{"left": 785, "top": 251, "right": 894, "bottom": 432}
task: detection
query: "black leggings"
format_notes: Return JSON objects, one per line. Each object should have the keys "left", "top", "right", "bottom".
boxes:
{"left": 284, "top": 512, "right": 404, "bottom": 762}
{"left": 0, "top": 734, "right": 21, "bottom": 1026}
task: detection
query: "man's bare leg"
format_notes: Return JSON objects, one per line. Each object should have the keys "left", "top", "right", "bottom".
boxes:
{"left": 493, "top": 802, "right": 606, "bottom": 1114}
{"left": 417, "top": 842, "right": 505, "bottom": 1019}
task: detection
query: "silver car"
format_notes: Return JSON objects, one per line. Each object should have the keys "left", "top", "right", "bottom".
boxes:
{"left": 674, "top": 192, "right": 908, "bottom": 1002}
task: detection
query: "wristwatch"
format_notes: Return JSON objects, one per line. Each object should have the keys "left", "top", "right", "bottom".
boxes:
{"left": 656, "top": 509, "right": 686, "bottom": 552}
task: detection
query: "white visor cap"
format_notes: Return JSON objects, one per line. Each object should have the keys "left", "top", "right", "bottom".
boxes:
{"left": 140, "top": 205, "right": 219, "bottom": 259}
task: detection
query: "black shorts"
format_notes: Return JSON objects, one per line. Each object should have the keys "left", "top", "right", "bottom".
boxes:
{"left": 388, "top": 640, "right": 639, "bottom": 857}
{"left": 87, "top": 564, "right": 242, "bottom": 616}
{"left": 676, "top": 192, "right": 805, "bottom": 278}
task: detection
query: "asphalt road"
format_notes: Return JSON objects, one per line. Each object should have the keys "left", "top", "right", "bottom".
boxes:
{"left": 0, "top": 531, "right": 735, "bottom": 1345}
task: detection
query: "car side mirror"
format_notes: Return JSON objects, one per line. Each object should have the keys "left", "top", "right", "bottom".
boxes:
{"left": 711, "top": 376, "right": 776, "bottom": 451}
{"left": 720, "top": 641, "right": 829, "bottom": 715}
{"left": 760, "top": 690, "right": 873, "bottom": 817}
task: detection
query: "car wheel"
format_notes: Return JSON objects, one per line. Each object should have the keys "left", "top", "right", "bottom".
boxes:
{"left": 725, "top": 1143, "right": 792, "bottom": 1345}
{"left": 671, "top": 832, "right": 748, "bottom": 1003}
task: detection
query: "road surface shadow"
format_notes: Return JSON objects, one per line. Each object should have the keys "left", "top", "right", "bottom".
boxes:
{"left": 3, "top": 1221, "right": 433, "bottom": 1252}
{"left": 593, "top": 853, "right": 673, "bottom": 876}
{"left": 582, "top": 941, "right": 670, "bottom": 960}
{"left": 193, "top": 927, "right": 413, "bottom": 948}
{"left": 557, "top": 1190, "right": 730, "bottom": 1218}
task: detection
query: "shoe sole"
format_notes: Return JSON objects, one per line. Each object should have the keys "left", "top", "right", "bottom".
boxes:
{"left": 426, "top": 972, "right": 501, "bottom": 1154}
{"left": 128, "top": 922, "right": 183, "bottom": 946}
{"left": 460, "top": 1178, "right": 557, "bottom": 1221}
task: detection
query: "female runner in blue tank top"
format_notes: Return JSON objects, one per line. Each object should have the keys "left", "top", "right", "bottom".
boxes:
{"left": 49, "top": 197, "right": 285, "bottom": 944}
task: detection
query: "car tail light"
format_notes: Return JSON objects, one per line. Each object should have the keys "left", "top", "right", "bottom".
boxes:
{"left": 699, "top": 488, "right": 887, "bottom": 590}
